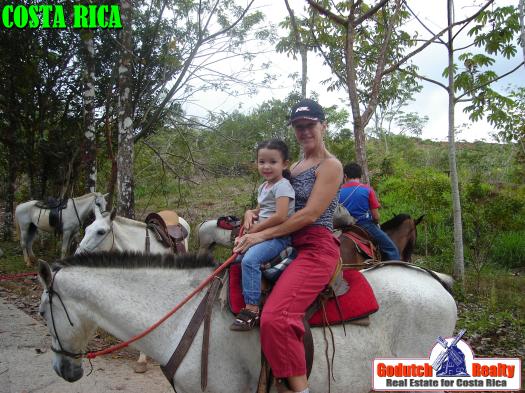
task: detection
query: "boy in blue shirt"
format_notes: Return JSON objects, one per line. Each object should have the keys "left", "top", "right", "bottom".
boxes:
{"left": 339, "top": 162, "right": 400, "bottom": 260}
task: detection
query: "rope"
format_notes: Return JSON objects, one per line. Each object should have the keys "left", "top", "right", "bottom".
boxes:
{"left": 86, "top": 249, "right": 241, "bottom": 359}
{"left": 0, "top": 272, "right": 38, "bottom": 281}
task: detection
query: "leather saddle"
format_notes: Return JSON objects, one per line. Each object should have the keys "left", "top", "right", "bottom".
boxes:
{"left": 145, "top": 211, "right": 189, "bottom": 254}
{"left": 217, "top": 215, "right": 242, "bottom": 242}
{"left": 35, "top": 197, "right": 70, "bottom": 234}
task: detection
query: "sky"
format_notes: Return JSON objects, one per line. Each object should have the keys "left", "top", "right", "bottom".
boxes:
{"left": 182, "top": 0, "right": 524, "bottom": 142}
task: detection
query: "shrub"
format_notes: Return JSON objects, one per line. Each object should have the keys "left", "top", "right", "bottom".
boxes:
{"left": 490, "top": 231, "right": 525, "bottom": 269}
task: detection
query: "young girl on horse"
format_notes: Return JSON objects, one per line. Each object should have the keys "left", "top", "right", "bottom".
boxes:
{"left": 230, "top": 139, "right": 296, "bottom": 331}
{"left": 234, "top": 99, "right": 343, "bottom": 393}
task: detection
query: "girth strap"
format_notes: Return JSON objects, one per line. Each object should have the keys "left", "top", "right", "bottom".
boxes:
{"left": 160, "top": 276, "right": 223, "bottom": 392}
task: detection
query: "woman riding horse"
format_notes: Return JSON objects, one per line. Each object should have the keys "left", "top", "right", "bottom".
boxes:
{"left": 234, "top": 98, "right": 343, "bottom": 393}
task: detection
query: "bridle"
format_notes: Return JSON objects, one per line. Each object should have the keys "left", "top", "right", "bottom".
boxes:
{"left": 76, "top": 221, "right": 115, "bottom": 254}
{"left": 47, "top": 269, "right": 85, "bottom": 359}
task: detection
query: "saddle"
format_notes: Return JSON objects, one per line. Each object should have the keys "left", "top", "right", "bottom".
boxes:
{"left": 339, "top": 224, "right": 381, "bottom": 268}
{"left": 217, "top": 215, "right": 241, "bottom": 241}
{"left": 35, "top": 197, "right": 70, "bottom": 234}
{"left": 145, "top": 211, "right": 188, "bottom": 254}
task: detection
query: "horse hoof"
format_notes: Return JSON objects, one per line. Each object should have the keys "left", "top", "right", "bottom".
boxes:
{"left": 133, "top": 362, "right": 147, "bottom": 373}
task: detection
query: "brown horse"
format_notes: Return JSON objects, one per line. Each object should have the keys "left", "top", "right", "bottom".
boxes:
{"left": 339, "top": 214, "right": 424, "bottom": 266}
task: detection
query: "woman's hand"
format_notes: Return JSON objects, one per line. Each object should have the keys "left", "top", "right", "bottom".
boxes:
{"left": 243, "top": 210, "right": 259, "bottom": 232}
{"left": 233, "top": 232, "right": 266, "bottom": 254}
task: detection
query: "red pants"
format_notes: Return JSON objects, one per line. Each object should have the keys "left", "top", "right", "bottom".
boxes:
{"left": 260, "top": 225, "right": 340, "bottom": 377}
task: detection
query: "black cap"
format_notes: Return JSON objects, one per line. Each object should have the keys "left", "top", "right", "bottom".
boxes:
{"left": 288, "top": 99, "right": 325, "bottom": 125}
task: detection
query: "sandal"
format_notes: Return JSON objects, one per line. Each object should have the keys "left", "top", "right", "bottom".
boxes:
{"left": 230, "top": 308, "right": 260, "bottom": 331}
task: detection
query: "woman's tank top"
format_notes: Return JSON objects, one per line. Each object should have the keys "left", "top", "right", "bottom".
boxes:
{"left": 290, "top": 162, "right": 337, "bottom": 230}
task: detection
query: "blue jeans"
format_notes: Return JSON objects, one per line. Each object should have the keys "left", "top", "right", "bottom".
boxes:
{"left": 239, "top": 236, "right": 291, "bottom": 305}
{"left": 358, "top": 220, "right": 400, "bottom": 261}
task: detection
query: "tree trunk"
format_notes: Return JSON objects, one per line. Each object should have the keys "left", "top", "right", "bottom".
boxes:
{"left": 284, "top": 0, "right": 308, "bottom": 98}
{"left": 300, "top": 46, "right": 308, "bottom": 98}
{"left": 353, "top": 120, "right": 370, "bottom": 184}
{"left": 3, "top": 132, "right": 17, "bottom": 241}
{"left": 116, "top": 0, "right": 135, "bottom": 218}
{"left": 519, "top": 0, "right": 525, "bottom": 67}
{"left": 81, "top": 29, "right": 97, "bottom": 193}
{"left": 447, "top": 0, "right": 464, "bottom": 283}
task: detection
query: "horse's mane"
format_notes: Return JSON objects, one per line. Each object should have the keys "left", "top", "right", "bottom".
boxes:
{"left": 381, "top": 213, "right": 412, "bottom": 231}
{"left": 53, "top": 251, "right": 215, "bottom": 271}
{"left": 75, "top": 192, "right": 102, "bottom": 200}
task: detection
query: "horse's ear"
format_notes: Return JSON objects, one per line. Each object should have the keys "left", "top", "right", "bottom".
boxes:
{"left": 415, "top": 215, "right": 425, "bottom": 226}
{"left": 38, "top": 259, "right": 52, "bottom": 289}
{"left": 94, "top": 203, "right": 103, "bottom": 219}
{"left": 110, "top": 208, "right": 117, "bottom": 221}
{"left": 103, "top": 193, "right": 109, "bottom": 198}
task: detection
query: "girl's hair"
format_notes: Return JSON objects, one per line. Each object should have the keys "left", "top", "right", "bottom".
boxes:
{"left": 256, "top": 139, "right": 291, "bottom": 179}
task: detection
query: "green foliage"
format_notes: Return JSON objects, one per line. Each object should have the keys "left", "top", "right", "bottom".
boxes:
{"left": 490, "top": 231, "right": 525, "bottom": 269}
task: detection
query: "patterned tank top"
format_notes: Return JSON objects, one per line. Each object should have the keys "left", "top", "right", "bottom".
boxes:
{"left": 290, "top": 162, "right": 338, "bottom": 230}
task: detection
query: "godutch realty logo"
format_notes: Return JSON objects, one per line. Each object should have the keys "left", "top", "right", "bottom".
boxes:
{"left": 373, "top": 329, "right": 521, "bottom": 391}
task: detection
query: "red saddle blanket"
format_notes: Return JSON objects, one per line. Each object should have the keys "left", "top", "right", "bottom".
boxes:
{"left": 342, "top": 231, "right": 375, "bottom": 259}
{"left": 228, "top": 263, "right": 379, "bottom": 327}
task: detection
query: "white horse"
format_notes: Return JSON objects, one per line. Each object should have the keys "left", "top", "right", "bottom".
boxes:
{"left": 37, "top": 252, "right": 457, "bottom": 393}
{"left": 15, "top": 192, "right": 107, "bottom": 266}
{"left": 197, "top": 219, "right": 234, "bottom": 252}
{"left": 76, "top": 209, "right": 191, "bottom": 255}
{"left": 75, "top": 209, "right": 191, "bottom": 373}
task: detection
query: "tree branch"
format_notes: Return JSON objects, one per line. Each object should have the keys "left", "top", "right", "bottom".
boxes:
{"left": 399, "top": 68, "right": 448, "bottom": 90}
{"left": 382, "top": 0, "right": 495, "bottom": 76}
{"left": 402, "top": 0, "right": 446, "bottom": 45}
{"left": 455, "top": 61, "right": 525, "bottom": 101}
{"left": 355, "top": 0, "right": 390, "bottom": 26}
{"left": 306, "top": 0, "right": 346, "bottom": 26}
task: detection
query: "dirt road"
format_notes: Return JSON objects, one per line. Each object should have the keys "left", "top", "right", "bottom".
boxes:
{"left": 0, "top": 296, "right": 173, "bottom": 393}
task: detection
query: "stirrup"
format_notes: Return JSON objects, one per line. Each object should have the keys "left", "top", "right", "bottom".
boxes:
{"left": 230, "top": 308, "right": 260, "bottom": 331}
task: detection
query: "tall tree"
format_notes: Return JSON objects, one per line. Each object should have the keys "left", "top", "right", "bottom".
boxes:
{"left": 117, "top": 0, "right": 135, "bottom": 218}
{"left": 519, "top": 0, "right": 525, "bottom": 61}
{"left": 388, "top": 1, "right": 523, "bottom": 281}
{"left": 80, "top": 29, "right": 97, "bottom": 193}
{"left": 305, "top": 0, "right": 417, "bottom": 183}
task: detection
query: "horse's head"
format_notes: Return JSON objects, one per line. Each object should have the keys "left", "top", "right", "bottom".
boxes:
{"left": 37, "top": 260, "right": 95, "bottom": 382}
{"left": 93, "top": 192, "right": 108, "bottom": 215}
{"left": 76, "top": 208, "right": 117, "bottom": 254}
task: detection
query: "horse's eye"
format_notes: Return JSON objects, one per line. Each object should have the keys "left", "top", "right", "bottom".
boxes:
{"left": 97, "top": 229, "right": 106, "bottom": 236}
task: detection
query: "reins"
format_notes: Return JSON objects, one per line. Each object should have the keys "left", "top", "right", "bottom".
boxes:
{"left": 84, "top": 251, "right": 239, "bottom": 359}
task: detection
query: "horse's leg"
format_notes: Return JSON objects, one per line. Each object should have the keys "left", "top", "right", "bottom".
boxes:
{"left": 20, "top": 224, "right": 38, "bottom": 267}
{"left": 61, "top": 230, "right": 73, "bottom": 258}
{"left": 133, "top": 352, "right": 148, "bottom": 373}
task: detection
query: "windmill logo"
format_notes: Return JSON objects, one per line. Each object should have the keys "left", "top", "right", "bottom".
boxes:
{"left": 372, "top": 329, "right": 521, "bottom": 391}
{"left": 432, "top": 329, "right": 470, "bottom": 377}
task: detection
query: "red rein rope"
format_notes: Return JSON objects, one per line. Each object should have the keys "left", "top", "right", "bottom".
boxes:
{"left": 86, "top": 250, "right": 240, "bottom": 359}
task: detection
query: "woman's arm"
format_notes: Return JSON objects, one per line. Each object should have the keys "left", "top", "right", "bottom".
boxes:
{"left": 249, "top": 197, "right": 290, "bottom": 234}
{"left": 234, "top": 159, "right": 343, "bottom": 253}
